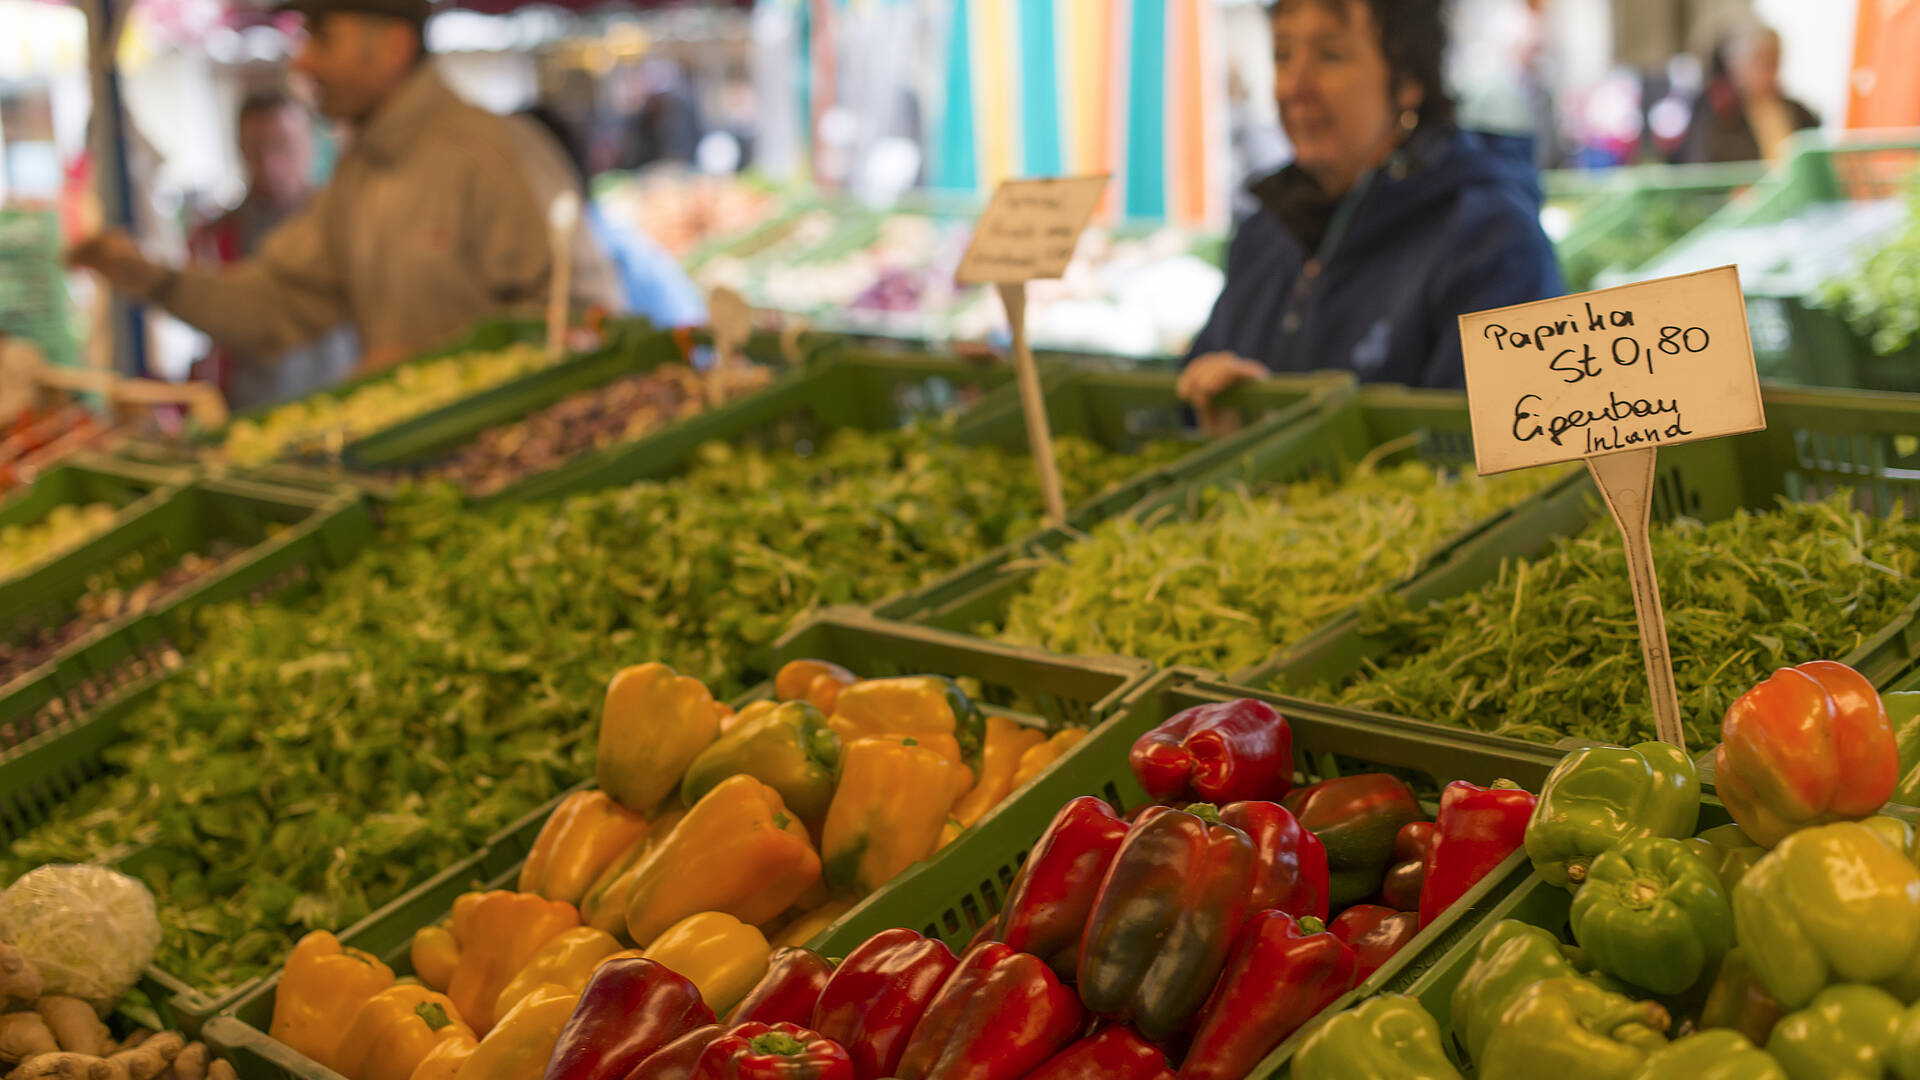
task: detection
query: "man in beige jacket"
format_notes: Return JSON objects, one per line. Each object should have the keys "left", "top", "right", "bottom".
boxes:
{"left": 72, "top": 0, "right": 619, "bottom": 374}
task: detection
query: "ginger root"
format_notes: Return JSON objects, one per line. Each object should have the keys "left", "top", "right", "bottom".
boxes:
{"left": 5, "top": 1052, "right": 127, "bottom": 1080}
{"left": 0, "top": 1012, "right": 59, "bottom": 1063}
{"left": 0, "top": 944, "right": 41, "bottom": 1007}
{"left": 105, "top": 1031, "right": 179, "bottom": 1080}
{"left": 164, "top": 1042, "right": 208, "bottom": 1080}
{"left": 34, "top": 998, "right": 108, "bottom": 1058}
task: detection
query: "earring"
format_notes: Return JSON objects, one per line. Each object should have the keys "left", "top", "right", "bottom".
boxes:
{"left": 1400, "top": 108, "right": 1419, "bottom": 134}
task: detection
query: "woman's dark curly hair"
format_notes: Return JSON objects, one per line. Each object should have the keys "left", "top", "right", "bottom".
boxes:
{"left": 1270, "top": 0, "right": 1457, "bottom": 129}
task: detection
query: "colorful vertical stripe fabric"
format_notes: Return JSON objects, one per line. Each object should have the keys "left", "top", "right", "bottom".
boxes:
{"left": 925, "top": 0, "right": 1226, "bottom": 227}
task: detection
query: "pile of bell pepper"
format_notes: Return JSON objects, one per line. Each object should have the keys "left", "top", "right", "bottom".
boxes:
{"left": 1294, "top": 660, "right": 1920, "bottom": 1080}
{"left": 266, "top": 656, "right": 1093, "bottom": 1080}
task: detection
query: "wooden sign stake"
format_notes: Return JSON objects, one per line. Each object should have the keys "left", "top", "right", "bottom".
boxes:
{"left": 996, "top": 281, "right": 1067, "bottom": 523}
{"left": 545, "top": 192, "right": 581, "bottom": 365}
{"left": 1457, "top": 266, "right": 1769, "bottom": 751}
{"left": 707, "top": 286, "right": 752, "bottom": 409}
{"left": 1586, "top": 448, "right": 1685, "bottom": 749}
{"left": 956, "top": 174, "right": 1109, "bottom": 528}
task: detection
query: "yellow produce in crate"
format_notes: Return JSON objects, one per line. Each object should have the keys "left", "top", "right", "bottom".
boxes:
{"left": 643, "top": 912, "right": 772, "bottom": 1016}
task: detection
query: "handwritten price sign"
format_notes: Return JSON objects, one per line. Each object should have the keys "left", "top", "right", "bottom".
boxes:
{"left": 956, "top": 176, "right": 1109, "bottom": 285}
{"left": 1457, "top": 265, "right": 1768, "bottom": 751}
{"left": 1461, "top": 266, "right": 1765, "bottom": 475}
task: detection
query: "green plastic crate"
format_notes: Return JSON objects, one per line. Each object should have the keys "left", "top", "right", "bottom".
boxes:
{"left": 214, "top": 607, "right": 1155, "bottom": 1066}
{"left": 809, "top": 667, "right": 1564, "bottom": 1080}
{"left": 878, "top": 383, "right": 1572, "bottom": 675}
{"left": 1551, "top": 161, "right": 1767, "bottom": 292}
{"left": 0, "top": 475, "right": 374, "bottom": 761}
{"left": 0, "top": 455, "right": 190, "bottom": 605}
{"left": 1246, "top": 382, "right": 1920, "bottom": 750}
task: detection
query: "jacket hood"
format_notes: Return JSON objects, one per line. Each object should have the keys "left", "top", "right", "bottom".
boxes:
{"left": 1251, "top": 126, "right": 1545, "bottom": 260}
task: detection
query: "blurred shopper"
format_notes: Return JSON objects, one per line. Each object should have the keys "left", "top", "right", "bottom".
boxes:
{"left": 188, "top": 92, "right": 357, "bottom": 408}
{"left": 1678, "top": 25, "right": 1818, "bottom": 164}
{"left": 624, "top": 59, "right": 702, "bottom": 169}
{"left": 519, "top": 106, "right": 705, "bottom": 328}
{"left": 70, "top": 0, "right": 618, "bottom": 374}
{"left": 1180, "top": 0, "right": 1561, "bottom": 409}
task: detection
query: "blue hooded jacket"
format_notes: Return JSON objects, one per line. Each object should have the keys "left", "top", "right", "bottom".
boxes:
{"left": 1187, "top": 127, "right": 1563, "bottom": 389}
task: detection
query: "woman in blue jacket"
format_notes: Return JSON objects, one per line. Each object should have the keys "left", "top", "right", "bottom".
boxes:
{"left": 1179, "top": 0, "right": 1562, "bottom": 419}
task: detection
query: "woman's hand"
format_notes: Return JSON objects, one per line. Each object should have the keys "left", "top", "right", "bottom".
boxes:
{"left": 1178, "top": 352, "right": 1268, "bottom": 435}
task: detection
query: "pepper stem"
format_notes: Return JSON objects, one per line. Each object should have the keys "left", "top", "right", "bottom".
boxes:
{"left": 748, "top": 1031, "right": 809, "bottom": 1057}
{"left": 414, "top": 1002, "right": 451, "bottom": 1031}
{"left": 1298, "top": 916, "right": 1327, "bottom": 935}
{"left": 1566, "top": 861, "right": 1589, "bottom": 884}
{"left": 1186, "top": 803, "right": 1222, "bottom": 824}
{"left": 773, "top": 812, "right": 791, "bottom": 830}
{"left": 1490, "top": 778, "right": 1523, "bottom": 790}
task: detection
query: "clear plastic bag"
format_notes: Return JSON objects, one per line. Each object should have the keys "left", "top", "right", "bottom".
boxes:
{"left": 0, "top": 864, "right": 161, "bottom": 1008}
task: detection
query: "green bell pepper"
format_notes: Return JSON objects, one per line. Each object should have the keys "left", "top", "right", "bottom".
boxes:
{"left": 1683, "top": 824, "right": 1766, "bottom": 893}
{"left": 1452, "top": 919, "right": 1590, "bottom": 1065}
{"left": 1569, "top": 836, "right": 1734, "bottom": 995}
{"left": 1765, "top": 985, "right": 1920, "bottom": 1080}
{"left": 1478, "top": 976, "right": 1670, "bottom": 1080}
{"left": 1627, "top": 1031, "right": 1785, "bottom": 1080}
{"left": 1733, "top": 822, "right": 1920, "bottom": 1009}
{"left": 1526, "top": 742, "right": 1701, "bottom": 890}
{"left": 1291, "top": 994, "right": 1463, "bottom": 1080}
{"left": 1890, "top": 692, "right": 1920, "bottom": 808}
{"left": 680, "top": 701, "right": 840, "bottom": 832}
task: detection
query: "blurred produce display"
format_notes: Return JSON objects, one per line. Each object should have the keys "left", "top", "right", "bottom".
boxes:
{"left": 1817, "top": 181, "right": 1920, "bottom": 354}
{"left": 0, "top": 503, "right": 120, "bottom": 582}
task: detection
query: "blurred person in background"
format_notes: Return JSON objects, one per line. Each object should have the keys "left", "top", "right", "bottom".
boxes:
{"left": 1179, "top": 0, "right": 1561, "bottom": 413}
{"left": 624, "top": 59, "right": 702, "bottom": 169}
{"left": 70, "top": 0, "right": 618, "bottom": 375}
{"left": 188, "top": 91, "right": 357, "bottom": 409}
{"left": 1678, "top": 24, "right": 1817, "bottom": 164}
{"left": 520, "top": 105, "right": 705, "bottom": 328}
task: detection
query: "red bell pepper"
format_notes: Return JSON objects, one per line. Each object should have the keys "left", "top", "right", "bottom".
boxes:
{"left": 1179, "top": 912, "right": 1358, "bottom": 1080}
{"left": 691, "top": 1021, "right": 854, "bottom": 1080}
{"left": 1077, "top": 805, "right": 1256, "bottom": 1042}
{"left": 1715, "top": 659, "right": 1898, "bottom": 847}
{"left": 1130, "top": 699, "right": 1292, "bottom": 805}
{"left": 996, "top": 796, "right": 1131, "bottom": 978}
{"left": 544, "top": 956, "right": 715, "bottom": 1080}
{"left": 726, "top": 947, "right": 835, "bottom": 1027}
{"left": 1416, "top": 779, "right": 1537, "bottom": 927}
{"left": 628, "top": 1024, "right": 726, "bottom": 1080}
{"left": 894, "top": 942, "right": 1086, "bottom": 1080}
{"left": 1280, "top": 774, "right": 1424, "bottom": 910}
{"left": 1213, "top": 800, "right": 1328, "bottom": 922}
{"left": 811, "top": 928, "right": 958, "bottom": 1080}
{"left": 1328, "top": 904, "right": 1421, "bottom": 983}
{"left": 1380, "top": 820, "right": 1438, "bottom": 912}
{"left": 1024, "top": 1028, "right": 1175, "bottom": 1080}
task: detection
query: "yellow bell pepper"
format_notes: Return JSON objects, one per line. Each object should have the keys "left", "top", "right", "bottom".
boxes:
{"left": 1012, "top": 727, "right": 1088, "bottom": 789}
{"left": 827, "top": 675, "right": 978, "bottom": 763}
{"left": 271, "top": 931, "right": 397, "bottom": 1070}
{"left": 772, "top": 900, "right": 855, "bottom": 949}
{"left": 519, "top": 790, "right": 651, "bottom": 905}
{"left": 623, "top": 775, "right": 823, "bottom": 946}
{"left": 447, "top": 891, "right": 581, "bottom": 1035}
{"left": 492, "top": 926, "right": 621, "bottom": 1021}
{"left": 724, "top": 699, "right": 779, "bottom": 735}
{"left": 775, "top": 659, "right": 859, "bottom": 714}
{"left": 596, "top": 661, "right": 723, "bottom": 814}
{"left": 822, "top": 737, "right": 974, "bottom": 898}
{"left": 330, "top": 984, "right": 474, "bottom": 1080}
{"left": 643, "top": 912, "right": 772, "bottom": 1016}
{"left": 945, "top": 716, "right": 1048, "bottom": 837}
{"left": 579, "top": 805, "right": 687, "bottom": 936}
{"left": 458, "top": 984, "right": 580, "bottom": 1080}
{"left": 410, "top": 923, "right": 461, "bottom": 993}
{"left": 407, "top": 1031, "right": 477, "bottom": 1080}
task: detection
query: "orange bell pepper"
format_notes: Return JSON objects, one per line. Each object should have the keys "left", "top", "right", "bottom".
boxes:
{"left": 331, "top": 984, "right": 474, "bottom": 1080}
{"left": 1715, "top": 659, "right": 1898, "bottom": 847}
{"left": 492, "top": 926, "right": 620, "bottom": 1020}
{"left": 775, "top": 659, "right": 859, "bottom": 714}
{"left": 596, "top": 662, "right": 723, "bottom": 814}
{"left": 942, "top": 715, "right": 1049, "bottom": 846}
{"left": 271, "top": 931, "right": 397, "bottom": 1070}
{"left": 447, "top": 891, "right": 581, "bottom": 1034}
{"left": 1012, "top": 727, "right": 1088, "bottom": 789}
{"left": 458, "top": 984, "right": 580, "bottom": 1080}
{"left": 519, "top": 790, "right": 652, "bottom": 905}
{"left": 407, "top": 1031, "right": 478, "bottom": 1080}
{"left": 580, "top": 806, "right": 687, "bottom": 936}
